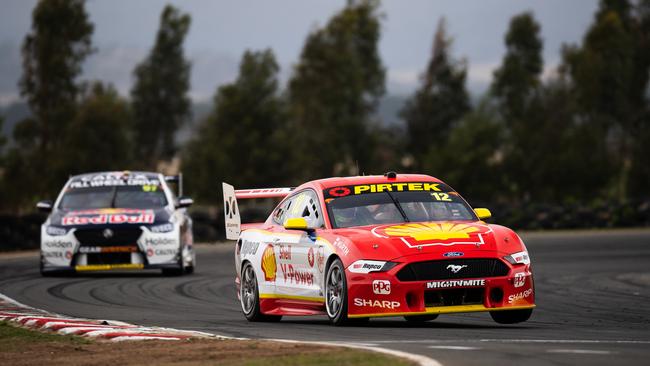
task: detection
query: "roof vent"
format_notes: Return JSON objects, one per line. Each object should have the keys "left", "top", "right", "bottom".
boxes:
{"left": 384, "top": 171, "right": 397, "bottom": 179}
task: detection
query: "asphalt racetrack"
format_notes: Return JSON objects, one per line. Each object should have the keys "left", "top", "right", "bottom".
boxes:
{"left": 2, "top": 230, "right": 650, "bottom": 366}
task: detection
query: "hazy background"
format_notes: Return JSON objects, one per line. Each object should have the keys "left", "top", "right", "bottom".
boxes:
{"left": 0, "top": 0, "right": 597, "bottom": 103}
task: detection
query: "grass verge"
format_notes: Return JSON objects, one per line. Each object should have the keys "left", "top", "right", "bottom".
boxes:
{"left": 0, "top": 321, "right": 415, "bottom": 366}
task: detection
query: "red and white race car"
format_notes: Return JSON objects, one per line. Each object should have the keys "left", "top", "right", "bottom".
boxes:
{"left": 224, "top": 173, "right": 534, "bottom": 325}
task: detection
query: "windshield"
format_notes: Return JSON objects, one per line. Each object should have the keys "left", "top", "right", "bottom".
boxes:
{"left": 324, "top": 183, "right": 476, "bottom": 228}
{"left": 59, "top": 185, "right": 168, "bottom": 210}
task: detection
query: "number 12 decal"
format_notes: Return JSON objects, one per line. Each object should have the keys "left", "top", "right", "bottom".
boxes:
{"left": 431, "top": 192, "right": 452, "bottom": 201}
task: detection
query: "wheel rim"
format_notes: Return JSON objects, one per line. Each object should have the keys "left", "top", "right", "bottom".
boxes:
{"left": 326, "top": 264, "right": 344, "bottom": 318}
{"left": 241, "top": 265, "right": 257, "bottom": 314}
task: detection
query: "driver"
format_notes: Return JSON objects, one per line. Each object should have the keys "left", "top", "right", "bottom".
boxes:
{"left": 333, "top": 207, "right": 360, "bottom": 228}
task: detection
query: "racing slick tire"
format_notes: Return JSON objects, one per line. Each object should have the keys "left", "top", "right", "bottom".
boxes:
{"left": 240, "top": 262, "right": 282, "bottom": 322}
{"left": 490, "top": 309, "right": 533, "bottom": 324}
{"left": 404, "top": 314, "right": 439, "bottom": 322}
{"left": 162, "top": 266, "right": 184, "bottom": 276}
{"left": 325, "top": 258, "right": 351, "bottom": 326}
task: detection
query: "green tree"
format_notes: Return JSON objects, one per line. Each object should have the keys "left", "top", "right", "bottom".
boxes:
{"left": 61, "top": 82, "right": 134, "bottom": 175}
{"left": 560, "top": 0, "right": 648, "bottom": 199}
{"left": 490, "top": 12, "right": 544, "bottom": 199}
{"left": 422, "top": 100, "right": 504, "bottom": 203}
{"left": 287, "top": 0, "right": 385, "bottom": 180}
{"left": 131, "top": 5, "right": 191, "bottom": 167}
{"left": 401, "top": 18, "right": 470, "bottom": 171}
{"left": 183, "top": 50, "right": 288, "bottom": 202}
{"left": 492, "top": 12, "right": 543, "bottom": 122}
{"left": 628, "top": 0, "right": 650, "bottom": 197}
{"left": 6, "top": 0, "right": 94, "bottom": 208}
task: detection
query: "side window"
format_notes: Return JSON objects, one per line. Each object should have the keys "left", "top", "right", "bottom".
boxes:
{"left": 272, "top": 196, "right": 294, "bottom": 225}
{"left": 282, "top": 190, "right": 324, "bottom": 228}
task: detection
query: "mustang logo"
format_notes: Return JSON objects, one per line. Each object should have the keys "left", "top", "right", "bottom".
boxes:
{"left": 446, "top": 264, "right": 467, "bottom": 273}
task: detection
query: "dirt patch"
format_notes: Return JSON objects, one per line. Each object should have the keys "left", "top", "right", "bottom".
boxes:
{"left": 0, "top": 323, "right": 414, "bottom": 366}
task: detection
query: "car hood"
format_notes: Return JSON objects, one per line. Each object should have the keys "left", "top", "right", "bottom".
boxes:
{"left": 332, "top": 221, "right": 521, "bottom": 262}
{"left": 49, "top": 207, "right": 171, "bottom": 229}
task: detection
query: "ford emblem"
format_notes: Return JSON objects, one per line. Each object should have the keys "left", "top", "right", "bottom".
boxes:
{"left": 443, "top": 252, "right": 464, "bottom": 257}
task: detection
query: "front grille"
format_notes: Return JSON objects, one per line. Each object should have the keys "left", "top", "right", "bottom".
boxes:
{"left": 425, "top": 288, "right": 484, "bottom": 307}
{"left": 86, "top": 252, "right": 132, "bottom": 265}
{"left": 397, "top": 258, "right": 509, "bottom": 281}
{"left": 74, "top": 227, "right": 143, "bottom": 246}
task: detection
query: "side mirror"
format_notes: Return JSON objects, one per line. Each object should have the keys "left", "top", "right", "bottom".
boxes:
{"left": 474, "top": 208, "right": 492, "bottom": 220}
{"left": 283, "top": 217, "right": 316, "bottom": 231}
{"left": 36, "top": 200, "right": 53, "bottom": 213}
{"left": 177, "top": 196, "right": 194, "bottom": 208}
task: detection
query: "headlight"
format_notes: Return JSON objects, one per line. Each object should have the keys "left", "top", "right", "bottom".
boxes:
{"left": 46, "top": 226, "right": 68, "bottom": 236}
{"left": 348, "top": 260, "right": 398, "bottom": 273}
{"left": 150, "top": 223, "right": 174, "bottom": 233}
{"left": 503, "top": 250, "right": 530, "bottom": 265}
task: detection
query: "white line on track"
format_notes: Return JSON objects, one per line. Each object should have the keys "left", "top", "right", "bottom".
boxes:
{"left": 547, "top": 349, "right": 614, "bottom": 355}
{"left": 428, "top": 346, "right": 481, "bottom": 350}
{"left": 367, "top": 339, "right": 650, "bottom": 345}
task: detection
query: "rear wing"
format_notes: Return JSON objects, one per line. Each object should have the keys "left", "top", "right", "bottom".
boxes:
{"left": 222, "top": 182, "right": 293, "bottom": 240}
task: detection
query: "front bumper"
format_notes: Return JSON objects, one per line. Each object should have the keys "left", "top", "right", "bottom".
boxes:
{"left": 346, "top": 261, "right": 535, "bottom": 318}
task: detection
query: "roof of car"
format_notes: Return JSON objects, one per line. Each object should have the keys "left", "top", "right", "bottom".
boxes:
{"left": 308, "top": 173, "right": 443, "bottom": 190}
{"left": 69, "top": 171, "right": 160, "bottom": 181}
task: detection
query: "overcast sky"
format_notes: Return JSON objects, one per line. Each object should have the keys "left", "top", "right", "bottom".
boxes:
{"left": 0, "top": 0, "right": 599, "bottom": 104}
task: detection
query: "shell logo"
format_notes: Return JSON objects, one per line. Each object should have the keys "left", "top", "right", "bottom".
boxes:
{"left": 382, "top": 222, "right": 480, "bottom": 242}
{"left": 261, "top": 244, "right": 277, "bottom": 282}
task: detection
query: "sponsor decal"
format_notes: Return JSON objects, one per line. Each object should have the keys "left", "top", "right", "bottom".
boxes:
{"left": 42, "top": 251, "right": 63, "bottom": 258}
{"left": 307, "top": 247, "right": 315, "bottom": 267}
{"left": 316, "top": 246, "right": 325, "bottom": 273}
{"left": 280, "top": 263, "right": 314, "bottom": 285}
{"left": 240, "top": 240, "right": 260, "bottom": 256}
{"left": 43, "top": 240, "right": 74, "bottom": 249}
{"left": 348, "top": 260, "right": 386, "bottom": 274}
{"left": 426, "top": 279, "right": 485, "bottom": 289}
{"left": 144, "top": 238, "right": 176, "bottom": 246}
{"left": 65, "top": 251, "right": 72, "bottom": 260}
{"left": 353, "top": 298, "right": 401, "bottom": 309}
{"left": 147, "top": 248, "right": 154, "bottom": 257}
{"left": 261, "top": 244, "right": 277, "bottom": 282}
{"left": 443, "top": 252, "right": 464, "bottom": 257}
{"left": 278, "top": 245, "right": 291, "bottom": 260}
{"left": 333, "top": 237, "right": 350, "bottom": 255}
{"left": 446, "top": 264, "right": 467, "bottom": 273}
{"left": 328, "top": 187, "right": 351, "bottom": 197}
{"left": 514, "top": 272, "right": 526, "bottom": 288}
{"left": 324, "top": 182, "right": 448, "bottom": 199}
{"left": 103, "top": 228, "right": 113, "bottom": 238}
{"left": 372, "top": 280, "right": 391, "bottom": 295}
{"left": 508, "top": 288, "right": 533, "bottom": 303}
{"left": 372, "top": 222, "right": 490, "bottom": 248}
{"left": 61, "top": 210, "right": 155, "bottom": 226}
{"left": 79, "top": 246, "right": 137, "bottom": 253}
{"left": 68, "top": 173, "right": 160, "bottom": 189}
{"left": 154, "top": 248, "right": 177, "bottom": 256}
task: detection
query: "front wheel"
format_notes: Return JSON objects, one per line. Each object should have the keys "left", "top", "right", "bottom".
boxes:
{"left": 490, "top": 308, "right": 533, "bottom": 324}
{"left": 240, "top": 263, "right": 281, "bottom": 322}
{"left": 325, "top": 258, "right": 350, "bottom": 326}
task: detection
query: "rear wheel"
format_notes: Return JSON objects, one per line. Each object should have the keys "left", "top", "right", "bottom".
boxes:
{"left": 404, "top": 314, "right": 439, "bottom": 322}
{"left": 490, "top": 309, "right": 533, "bottom": 324}
{"left": 240, "top": 263, "right": 281, "bottom": 322}
{"left": 326, "top": 258, "right": 350, "bottom": 326}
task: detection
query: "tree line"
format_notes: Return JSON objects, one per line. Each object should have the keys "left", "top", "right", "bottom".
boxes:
{"left": 1, "top": 0, "right": 649, "bottom": 215}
